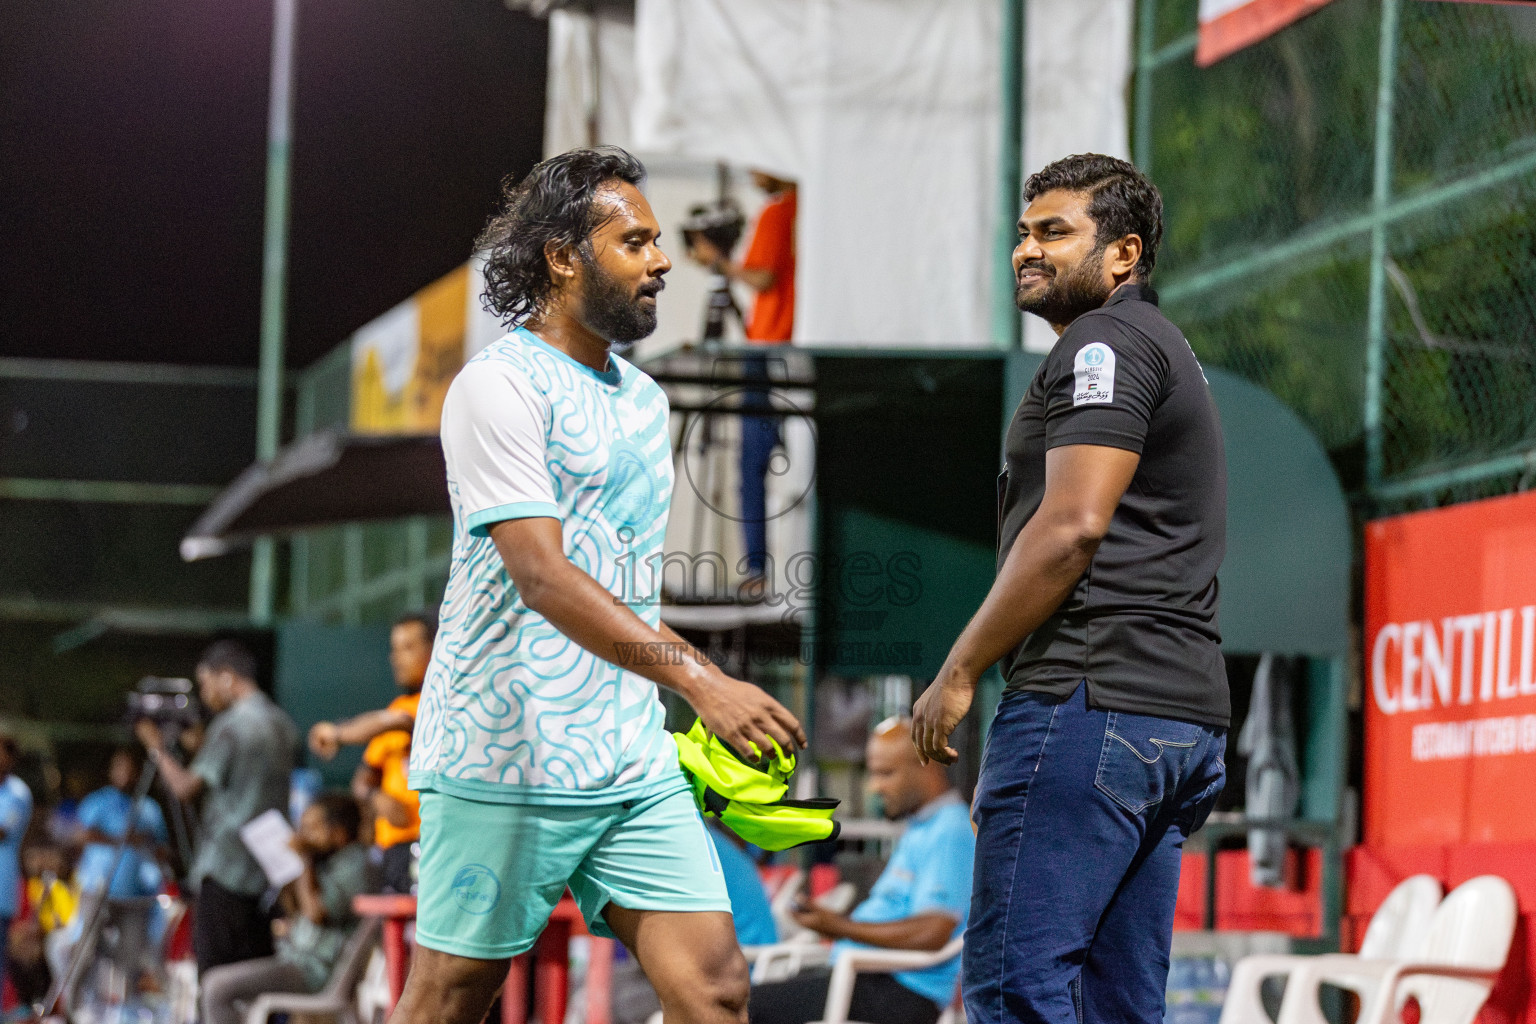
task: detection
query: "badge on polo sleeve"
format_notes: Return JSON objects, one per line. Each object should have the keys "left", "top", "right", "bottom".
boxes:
{"left": 1073, "top": 343, "right": 1116, "bottom": 407}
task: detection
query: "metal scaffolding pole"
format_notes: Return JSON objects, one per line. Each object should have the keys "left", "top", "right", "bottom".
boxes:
{"left": 1363, "top": 0, "right": 1401, "bottom": 495}
{"left": 1132, "top": 0, "right": 1157, "bottom": 171}
{"left": 992, "top": 0, "right": 1025, "bottom": 349}
{"left": 250, "top": 0, "right": 298, "bottom": 624}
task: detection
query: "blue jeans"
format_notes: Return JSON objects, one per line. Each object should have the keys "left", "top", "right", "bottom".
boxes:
{"left": 738, "top": 355, "right": 780, "bottom": 575}
{"left": 963, "top": 684, "right": 1226, "bottom": 1024}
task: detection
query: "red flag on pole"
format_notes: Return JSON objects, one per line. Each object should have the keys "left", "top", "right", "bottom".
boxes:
{"left": 1196, "top": 0, "right": 1337, "bottom": 66}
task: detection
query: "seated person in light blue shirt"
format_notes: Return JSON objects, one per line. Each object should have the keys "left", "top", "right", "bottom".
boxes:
{"left": 76, "top": 747, "right": 168, "bottom": 897}
{"left": 707, "top": 821, "right": 778, "bottom": 947}
{"left": 749, "top": 717, "right": 974, "bottom": 1024}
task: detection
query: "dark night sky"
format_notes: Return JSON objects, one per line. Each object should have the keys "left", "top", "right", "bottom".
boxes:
{"left": 0, "top": 0, "right": 548, "bottom": 369}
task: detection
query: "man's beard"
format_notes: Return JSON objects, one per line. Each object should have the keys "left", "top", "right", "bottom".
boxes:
{"left": 1015, "top": 249, "right": 1111, "bottom": 326}
{"left": 579, "top": 254, "right": 663, "bottom": 345}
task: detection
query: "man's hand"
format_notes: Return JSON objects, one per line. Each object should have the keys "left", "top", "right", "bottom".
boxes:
{"left": 690, "top": 671, "right": 806, "bottom": 761}
{"left": 688, "top": 237, "right": 726, "bottom": 272}
{"left": 308, "top": 721, "right": 341, "bottom": 761}
{"left": 134, "top": 719, "right": 164, "bottom": 753}
{"left": 287, "top": 833, "right": 317, "bottom": 861}
{"left": 911, "top": 666, "right": 978, "bottom": 766}
{"left": 790, "top": 900, "right": 845, "bottom": 938}
{"left": 373, "top": 790, "right": 414, "bottom": 829}
{"left": 352, "top": 764, "right": 382, "bottom": 804}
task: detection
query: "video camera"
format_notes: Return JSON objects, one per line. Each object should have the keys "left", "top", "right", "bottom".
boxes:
{"left": 125, "top": 676, "right": 201, "bottom": 734}
{"left": 681, "top": 200, "right": 746, "bottom": 257}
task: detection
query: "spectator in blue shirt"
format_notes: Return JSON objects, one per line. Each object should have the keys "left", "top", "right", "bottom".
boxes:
{"left": 52, "top": 746, "right": 173, "bottom": 987}
{"left": 749, "top": 717, "right": 974, "bottom": 1024}
{"left": 707, "top": 822, "right": 778, "bottom": 947}
{"left": 76, "top": 747, "right": 168, "bottom": 898}
{"left": 0, "top": 731, "right": 35, "bottom": 999}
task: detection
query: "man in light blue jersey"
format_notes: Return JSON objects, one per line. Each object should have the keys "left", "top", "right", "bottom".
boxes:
{"left": 395, "top": 147, "right": 807, "bottom": 1024}
{"left": 749, "top": 719, "right": 972, "bottom": 1024}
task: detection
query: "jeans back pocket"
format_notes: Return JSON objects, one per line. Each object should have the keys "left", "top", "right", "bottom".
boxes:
{"left": 1094, "top": 712, "right": 1205, "bottom": 816}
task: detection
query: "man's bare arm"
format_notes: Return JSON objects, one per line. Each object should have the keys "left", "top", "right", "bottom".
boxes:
{"left": 689, "top": 239, "right": 775, "bottom": 292}
{"left": 792, "top": 904, "right": 957, "bottom": 952}
{"left": 309, "top": 709, "right": 415, "bottom": 760}
{"left": 913, "top": 444, "right": 1140, "bottom": 764}
{"left": 488, "top": 516, "right": 805, "bottom": 756}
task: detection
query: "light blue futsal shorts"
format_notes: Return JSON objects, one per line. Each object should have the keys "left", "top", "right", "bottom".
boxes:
{"left": 413, "top": 785, "right": 732, "bottom": 960}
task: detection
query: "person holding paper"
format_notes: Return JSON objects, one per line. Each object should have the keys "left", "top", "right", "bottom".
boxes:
{"left": 137, "top": 639, "right": 298, "bottom": 975}
{"left": 199, "top": 793, "right": 372, "bottom": 1024}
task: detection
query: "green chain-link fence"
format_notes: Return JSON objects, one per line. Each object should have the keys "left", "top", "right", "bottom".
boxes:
{"left": 1136, "top": 0, "right": 1536, "bottom": 513}
{"left": 286, "top": 345, "right": 452, "bottom": 624}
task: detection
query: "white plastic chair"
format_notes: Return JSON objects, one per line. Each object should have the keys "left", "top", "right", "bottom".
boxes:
{"left": 767, "top": 869, "right": 807, "bottom": 941}
{"left": 354, "top": 944, "right": 392, "bottom": 1024}
{"left": 243, "top": 918, "right": 381, "bottom": 1024}
{"left": 812, "top": 936, "right": 965, "bottom": 1024}
{"left": 1274, "top": 875, "right": 1517, "bottom": 1024}
{"left": 1219, "top": 873, "right": 1442, "bottom": 1024}
{"left": 747, "top": 939, "right": 835, "bottom": 984}
{"left": 748, "top": 881, "right": 859, "bottom": 982}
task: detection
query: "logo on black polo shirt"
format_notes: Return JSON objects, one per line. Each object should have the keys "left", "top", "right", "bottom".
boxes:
{"left": 1073, "top": 343, "right": 1116, "bottom": 407}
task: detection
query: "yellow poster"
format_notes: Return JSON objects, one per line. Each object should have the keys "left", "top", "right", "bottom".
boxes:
{"left": 351, "top": 265, "right": 470, "bottom": 434}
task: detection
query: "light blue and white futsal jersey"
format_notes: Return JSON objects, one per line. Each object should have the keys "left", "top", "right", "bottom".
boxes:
{"left": 410, "top": 326, "right": 684, "bottom": 806}
{"left": 409, "top": 327, "right": 729, "bottom": 959}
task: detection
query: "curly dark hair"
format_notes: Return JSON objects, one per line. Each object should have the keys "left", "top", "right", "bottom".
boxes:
{"left": 477, "top": 146, "right": 648, "bottom": 326}
{"left": 1023, "top": 153, "right": 1163, "bottom": 282}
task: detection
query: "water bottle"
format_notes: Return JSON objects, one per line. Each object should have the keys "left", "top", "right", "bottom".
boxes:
{"left": 290, "top": 767, "right": 322, "bottom": 826}
{"left": 1165, "top": 957, "right": 1227, "bottom": 1024}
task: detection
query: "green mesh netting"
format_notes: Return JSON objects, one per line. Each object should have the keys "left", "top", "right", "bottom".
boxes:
{"left": 1139, "top": 0, "right": 1536, "bottom": 512}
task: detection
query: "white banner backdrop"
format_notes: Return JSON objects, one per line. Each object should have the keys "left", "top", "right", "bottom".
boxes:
{"left": 633, "top": 0, "right": 1000, "bottom": 348}
{"left": 544, "top": 6, "right": 638, "bottom": 156}
{"left": 1021, "top": 0, "right": 1135, "bottom": 352}
{"left": 546, "top": 0, "right": 1134, "bottom": 350}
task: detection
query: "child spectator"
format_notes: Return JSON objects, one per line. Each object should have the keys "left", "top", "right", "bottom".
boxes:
{"left": 17, "top": 841, "right": 74, "bottom": 1008}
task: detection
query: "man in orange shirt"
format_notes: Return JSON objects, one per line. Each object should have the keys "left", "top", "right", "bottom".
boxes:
{"left": 308, "top": 611, "right": 435, "bottom": 893}
{"left": 689, "top": 171, "right": 797, "bottom": 579}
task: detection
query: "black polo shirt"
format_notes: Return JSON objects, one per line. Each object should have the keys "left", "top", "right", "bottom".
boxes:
{"left": 998, "top": 283, "right": 1229, "bottom": 727}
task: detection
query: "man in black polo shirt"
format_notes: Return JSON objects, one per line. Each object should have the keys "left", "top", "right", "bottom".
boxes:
{"left": 912, "top": 154, "right": 1228, "bottom": 1024}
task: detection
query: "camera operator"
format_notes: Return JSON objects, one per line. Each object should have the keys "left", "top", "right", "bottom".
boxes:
{"left": 135, "top": 640, "right": 297, "bottom": 975}
{"left": 688, "top": 170, "right": 797, "bottom": 583}
{"left": 687, "top": 171, "right": 797, "bottom": 345}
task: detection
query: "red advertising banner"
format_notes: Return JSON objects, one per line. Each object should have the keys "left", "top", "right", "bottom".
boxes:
{"left": 1196, "top": 0, "right": 1337, "bottom": 66}
{"left": 1364, "top": 490, "right": 1536, "bottom": 848}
